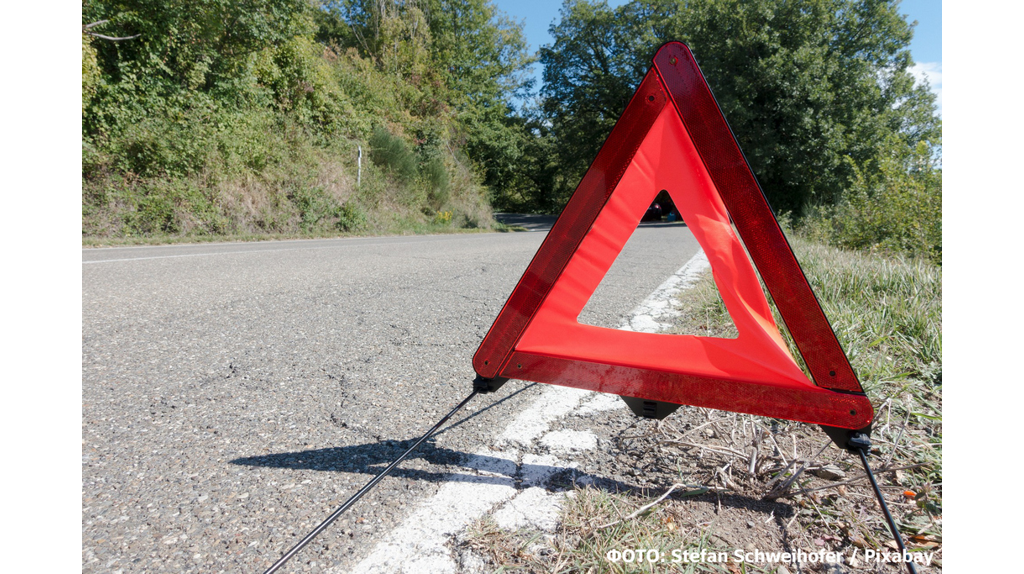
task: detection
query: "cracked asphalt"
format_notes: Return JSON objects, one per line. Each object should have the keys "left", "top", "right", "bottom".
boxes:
{"left": 82, "top": 222, "right": 699, "bottom": 573}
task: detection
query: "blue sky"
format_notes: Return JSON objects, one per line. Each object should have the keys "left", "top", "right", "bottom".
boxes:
{"left": 494, "top": 0, "right": 942, "bottom": 114}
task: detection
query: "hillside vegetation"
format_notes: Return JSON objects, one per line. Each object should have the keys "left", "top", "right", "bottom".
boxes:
{"left": 83, "top": 0, "right": 940, "bottom": 264}
{"left": 82, "top": 0, "right": 532, "bottom": 240}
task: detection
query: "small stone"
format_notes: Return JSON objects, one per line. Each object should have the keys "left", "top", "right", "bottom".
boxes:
{"left": 746, "top": 521, "right": 755, "bottom": 528}
{"left": 810, "top": 464, "right": 846, "bottom": 480}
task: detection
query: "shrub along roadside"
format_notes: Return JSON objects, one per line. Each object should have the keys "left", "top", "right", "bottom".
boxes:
{"left": 797, "top": 140, "right": 942, "bottom": 265}
{"left": 83, "top": 115, "right": 496, "bottom": 243}
{"left": 81, "top": 0, "right": 534, "bottom": 244}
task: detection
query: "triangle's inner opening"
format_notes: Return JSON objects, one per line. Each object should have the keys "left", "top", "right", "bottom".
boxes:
{"left": 576, "top": 190, "right": 738, "bottom": 339}
{"left": 514, "top": 102, "right": 806, "bottom": 389}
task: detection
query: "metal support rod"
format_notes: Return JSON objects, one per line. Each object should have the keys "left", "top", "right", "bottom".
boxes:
{"left": 357, "top": 145, "right": 362, "bottom": 188}
{"left": 857, "top": 447, "right": 919, "bottom": 574}
{"left": 263, "top": 389, "right": 480, "bottom": 574}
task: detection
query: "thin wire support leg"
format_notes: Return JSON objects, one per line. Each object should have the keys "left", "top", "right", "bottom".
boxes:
{"left": 263, "top": 389, "right": 480, "bottom": 574}
{"left": 857, "top": 447, "right": 919, "bottom": 574}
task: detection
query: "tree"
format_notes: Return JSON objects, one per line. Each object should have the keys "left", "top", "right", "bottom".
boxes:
{"left": 314, "top": 1, "right": 535, "bottom": 198}
{"left": 83, "top": 0, "right": 315, "bottom": 88}
{"left": 539, "top": 0, "right": 941, "bottom": 215}
{"left": 82, "top": 0, "right": 317, "bottom": 140}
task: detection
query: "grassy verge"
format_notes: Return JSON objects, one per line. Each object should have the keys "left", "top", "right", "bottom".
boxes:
{"left": 82, "top": 126, "right": 511, "bottom": 245}
{"left": 465, "top": 234, "right": 941, "bottom": 572}
{"left": 82, "top": 221, "right": 522, "bottom": 248}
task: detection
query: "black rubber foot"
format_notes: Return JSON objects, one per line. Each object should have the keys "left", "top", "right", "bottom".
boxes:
{"left": 621, "top": 396, "right": 682, "bottom": 419}
{"left": 473, "top": 375, "right": 509, "bottom": 394}
{"left": 820, "top": 424, "right": 873, "bottom": 452}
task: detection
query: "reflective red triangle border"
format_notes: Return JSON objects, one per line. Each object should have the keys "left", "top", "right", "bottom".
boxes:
{"left": 473, "top": 42, "right": 873, "bottom": 430}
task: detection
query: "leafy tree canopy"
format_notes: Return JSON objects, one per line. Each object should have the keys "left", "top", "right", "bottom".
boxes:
{"left": 539, "top": 0, "right": 941, "bottom": 214}
{"left": 83, "top": 0, "right": 534, "bottom": 188}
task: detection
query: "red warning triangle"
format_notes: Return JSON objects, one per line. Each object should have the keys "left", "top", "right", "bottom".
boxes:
{"left": 473, "top": 42, "right": 872, "bottom": 430}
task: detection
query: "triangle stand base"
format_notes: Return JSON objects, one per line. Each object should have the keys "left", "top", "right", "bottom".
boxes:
{"left": 621, "top": 396, "right": 682, "bottom": 420}
{"left": 821, "top": 424, "right": 874, "bottom": 452}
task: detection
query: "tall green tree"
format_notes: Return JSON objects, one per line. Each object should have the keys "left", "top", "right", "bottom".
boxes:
{"left": 323, "top": 1, "right": 532, "bottom": 103}
{"left": 539, "top": 0, "right": 941, "bottom": 214}
{"left": 83, "top": 0, "right": 317, "bottom": 139}
{"left": 316, "top": 1, "right": 535, "bottom": 198}
{"left": 83, "top": 0, "right": 315, "bottom": 96}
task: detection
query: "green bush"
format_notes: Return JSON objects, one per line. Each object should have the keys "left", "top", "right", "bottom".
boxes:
{"left": 336, "top": 201, "right": 366, "bottom": 232}
{"left": 420, "top": 156, "right": 450, "bottom": 210}
{"left": 292, "top": 186, "right": 337, "bottom": 231}
{"left": 290, "top": 187, "right": 367, "bottom": 233}
{"left": 800, "top": 140, "right": 941, "bottom": 264}
{"left": 107, "top": 179, "right": 223, "bottom": 236}
{"left": 368, "top": 127, "right": 418, "bottom": 182}
{"left": 366, "top": 126, "right": 417, "bottom": 182}
{"left": 111, "top": 117, "right": 212, "bottom": 178}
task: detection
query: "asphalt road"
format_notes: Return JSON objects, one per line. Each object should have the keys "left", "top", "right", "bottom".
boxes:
{"left": 82, "top": 221, "right": 699, "bottom": 573}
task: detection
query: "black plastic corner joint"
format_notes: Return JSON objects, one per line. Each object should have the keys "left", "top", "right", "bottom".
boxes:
{"left": 821, "top": 425, "right": 873, "bottom": 453}
{"left": 848, "top": 432, "right": 872, "bottom": 453}
{"left": 473, "top": 375, "right": 508, "bottom": 394}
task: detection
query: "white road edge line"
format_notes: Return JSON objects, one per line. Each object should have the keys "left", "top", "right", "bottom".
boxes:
{"left": 341, "top": 250, "right": 710, "bottom": 574}
{"left": 83, "top": 250, "right": 290, "bottom": 264}
{"left": 82, "top": 236, "right": 483, "bottom": 264}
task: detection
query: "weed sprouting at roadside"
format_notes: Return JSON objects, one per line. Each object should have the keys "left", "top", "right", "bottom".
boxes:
{"left": 464, "top": 499, "right": 734, "bottom": 574}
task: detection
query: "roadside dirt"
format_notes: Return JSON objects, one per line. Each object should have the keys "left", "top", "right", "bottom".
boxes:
{"left": 460, "top": 396, "right": 941, "bottom": 573}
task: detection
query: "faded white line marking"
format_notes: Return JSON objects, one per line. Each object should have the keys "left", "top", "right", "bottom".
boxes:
{"left": 496, "top": 386, "right": 591, "bottom": 449}
{"left": 538, "top": 430, "right": 598, "bottom": 454}
{"left": 492, "top": 486, "right": 564, "bottom": 531}
{"left": 620, "top": 250, "right": 710, "bottom": 332}
{"left": 575, "top": 392, "right": 628, "bottom": 416}
{"left": 82, "top": 236, "right": 486, "bottom": 264}
{"left": 342, "top": 250, "right": 709, "bottom": 574}
{"left": 349, "top": 449, "right": 520, "bottom": 574}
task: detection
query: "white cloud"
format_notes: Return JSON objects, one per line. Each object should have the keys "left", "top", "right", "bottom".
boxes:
{"left": 910, "top": 61, "right": 943, "bottom": 116}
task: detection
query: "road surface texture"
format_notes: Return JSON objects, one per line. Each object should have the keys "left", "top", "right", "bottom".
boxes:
{"left": 82, "top": 221, "right": 698, "bottom": 573}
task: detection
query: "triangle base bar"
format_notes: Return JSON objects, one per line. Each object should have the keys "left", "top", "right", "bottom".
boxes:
{"left": 503, "top": 351, "right": 872, "bottom": 429}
